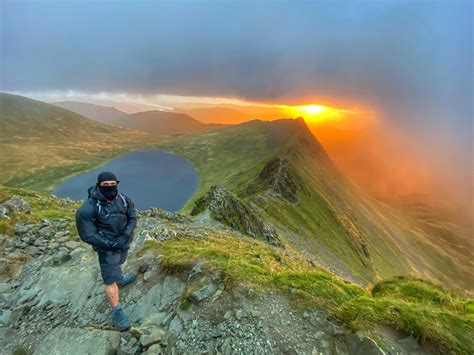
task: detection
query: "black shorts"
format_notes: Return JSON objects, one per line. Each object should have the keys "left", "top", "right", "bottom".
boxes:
{"left": 97, "top": 248, "right": 129, "bottom": 285}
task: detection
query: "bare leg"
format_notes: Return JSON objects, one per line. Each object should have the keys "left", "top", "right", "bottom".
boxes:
{"left": 104, "top": 282, "right": 119, "bottom": 307}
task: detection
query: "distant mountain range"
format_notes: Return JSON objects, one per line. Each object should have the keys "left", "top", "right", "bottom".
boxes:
{"left": 1, "top": 94, "right": 128, "bottom": 139}
{"left": 54, "top": 101, "right": 128, "bottom": 125}
{"left": 113, "top": 110, "right": 227, "bottom": 135}
{"left": 54, "top": 100, "right": 228, "bottom": 135}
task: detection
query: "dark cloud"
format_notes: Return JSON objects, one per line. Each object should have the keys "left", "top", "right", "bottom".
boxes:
{"left": 1, "top": 0, "right": 472, "bottom": 144}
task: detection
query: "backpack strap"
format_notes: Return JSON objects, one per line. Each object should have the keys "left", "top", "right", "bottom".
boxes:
{"left": 118, "top": 192, "right": 128, "bottom": 211}
{"left": 93, "top": 199, "right": 102, "bottom": 221}
{"left": 91, "top": 194, "right": 128, "bottom": 220}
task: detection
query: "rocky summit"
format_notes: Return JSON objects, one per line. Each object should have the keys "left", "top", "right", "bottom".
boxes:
{"left": 0, "top": 190, "right": 456, "bottom": 355}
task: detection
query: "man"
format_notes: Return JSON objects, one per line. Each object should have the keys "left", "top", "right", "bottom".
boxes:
{"left": 75, "top": 171, "right": 138, "bottom": 331}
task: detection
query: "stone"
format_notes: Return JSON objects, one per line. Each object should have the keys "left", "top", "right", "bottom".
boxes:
{"left": 65, "top": 240, "right": 80, "bottom": 249}
{"left": 160, "top": 276, "right": 185, "bottom": 307}
{"left": 224, "top": 310, "right": 233, "bottom": 320}
{"left": 52, "top": 251, "right": 71, "bottom": 266}
{"left": 33, "top": 326, "right": 121, "bottom": 355}
{"left": 140, "top": 327, "right": 166, "bottom": 348}
{"left": 141, "top": 311, "right": 174, "bottom": 329}
{"left": 0, "top": 309, "right": 12, "bottom": 326}
{"left": 187, "top": 260, "right": 205, "bottom": 282}
{"left": 235, "top": 309, "right": 244, "bottom": 320}
{"left": 25, "top": 246, "right": 40, "bottom": 255}
{"left": 69, "top": 247, "right": 84, "bottom": 261}
{"left": 137, "top": 256, "right": 154, "bottom": 274}
{"left": 145, "top": 343, "right": 164, "bottom": 355}
{"left": 398, "top": 335, "right": 419, "bottom": 351}
{"left": 14, "top": 223, "right": 33, "bottom": 235}
{"left": 10, "top": 304, "right": 30, "bottom": 325}
{"left": 118, "top": 336, "right": 140, "bottom": 355}
{"left": 17, "top": 287, "right": 40, "bottom": 305}
{"left": 189, "top": 283, "right": 217, "bottom": 304}
{"left": 0, "top": 283, "right": 12, "bottom": 294}
{"left": 0, "top": 206, "right": 8, "bottom": 219}
{"left": 168, "top": 315, "right": 183, "bottom": 335}
{"left": 166, "top": 331, "right": 178, "bottom": 347}
{"left": 2, "top": 196, "right": 31, "bottom": 214}
{"left": 37, "top": 226, "right": 55, "bottom": 238}
{"left": 344, "top": 333, "right": 386, "bottom": 355}
{"left": 130, "top": 327, "right": 144, "bottom": 340}
{"left": 128, "top": 283, "right": 163, "bottom": 323}
{"left": 143, "top": 270, "right": 153, "bottom": 282}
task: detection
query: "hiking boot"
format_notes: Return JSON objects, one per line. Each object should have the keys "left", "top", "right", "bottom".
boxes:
{"left": 111, "top": 307, "right": 131, "bottom": 331}
{"left": 116, "top": 274, "right": 137, "bottom": 288}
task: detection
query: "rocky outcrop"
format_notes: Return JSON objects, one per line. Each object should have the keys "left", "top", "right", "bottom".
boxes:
{"left": 34, "top": 326, "right": 121, "bottom": 355}
{"left": 190, "top": 185, "right": 281, "bottom": 246}
{"left": 255, "top": 156, "right": 310, "bottom": 203}
{"left": 0, "top": 195, "right": 31, "bottom": 216}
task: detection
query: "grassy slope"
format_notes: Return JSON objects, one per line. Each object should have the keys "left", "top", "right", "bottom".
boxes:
{"left": 140, "top": 235, "right": 474, "bottom": 354}
{"left": 153, "top": 117, "right": 472, "bottom": 292}
{"left": 0, "top": 93, "right": 164, "bottom": 192}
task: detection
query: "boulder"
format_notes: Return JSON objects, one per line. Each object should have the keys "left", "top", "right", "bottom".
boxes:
{"left": 188, "top": 283, "right": 218, "bottom": 304}
{"left": 1, "top": 196, "right": 31, "bottom": 214}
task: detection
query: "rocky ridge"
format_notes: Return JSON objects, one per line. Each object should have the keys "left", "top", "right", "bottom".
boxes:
{"left": 0, "top": 193, "right": 438, "bottom": 354}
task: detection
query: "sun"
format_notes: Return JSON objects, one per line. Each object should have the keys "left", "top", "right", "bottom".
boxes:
{"left": 298, "top": 105, "right": 327, "bottom": 115}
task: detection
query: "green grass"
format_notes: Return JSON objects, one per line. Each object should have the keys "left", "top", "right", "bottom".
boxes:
{"left": 0, "top": 185, "right": 82, "bottom": 236}
{"left": 139, "top": 234, "right": 474, "bottom": 354}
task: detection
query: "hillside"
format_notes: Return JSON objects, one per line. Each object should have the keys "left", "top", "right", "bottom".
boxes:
{"left": 114, "top": 110, "right": 228, "bottom": 135}
{"left": 54, "top": 101, "right": 128, "bottom": 125}
{"left": 154, "top": 117, "right": 473, "bottom": 292}
{"left": 0, "top": 94, "right": 126, "bottom": 139}
{"left": 0, "top": 187, "right": 472, "bottom": 354}
{"left": 0, "top": 93, "right": 155, "bottom": 192}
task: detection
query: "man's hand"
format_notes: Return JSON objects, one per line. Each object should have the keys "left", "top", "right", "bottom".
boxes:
{"left": 114, "top": 233, "right": 130, "bottom": 250}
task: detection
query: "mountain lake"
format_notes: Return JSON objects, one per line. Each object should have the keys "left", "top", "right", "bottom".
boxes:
{"left": 52, "top": 150, "right": 199, "bottom": 211}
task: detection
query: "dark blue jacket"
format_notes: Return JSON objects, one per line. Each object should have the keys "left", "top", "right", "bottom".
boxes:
{"left": 75, "top": 184, "right": 138, "bottom": 252}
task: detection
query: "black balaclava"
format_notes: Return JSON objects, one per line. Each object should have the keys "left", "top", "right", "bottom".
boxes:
{"left": 96, "top": 171, "right": 120, "bottom": 201}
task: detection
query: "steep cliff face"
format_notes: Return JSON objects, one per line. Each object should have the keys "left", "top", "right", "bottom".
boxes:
{"left": 253, "top": 156, "right": 310, "bottom": 204}
{"left": 190, "top": 185, "right": 281, "bottom": 246}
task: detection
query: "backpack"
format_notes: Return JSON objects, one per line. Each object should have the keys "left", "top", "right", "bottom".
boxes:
{"left": 91, "top": 192, "right": 128, "bottom": 220}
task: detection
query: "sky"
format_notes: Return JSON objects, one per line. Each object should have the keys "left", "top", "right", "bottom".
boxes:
{"left": 1, "top": 1, "right": 472, "bottom": 175}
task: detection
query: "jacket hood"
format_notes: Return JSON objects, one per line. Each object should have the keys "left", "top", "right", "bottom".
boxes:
{"left": 87, "top": 184, "right": 117, "bottom": 202}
